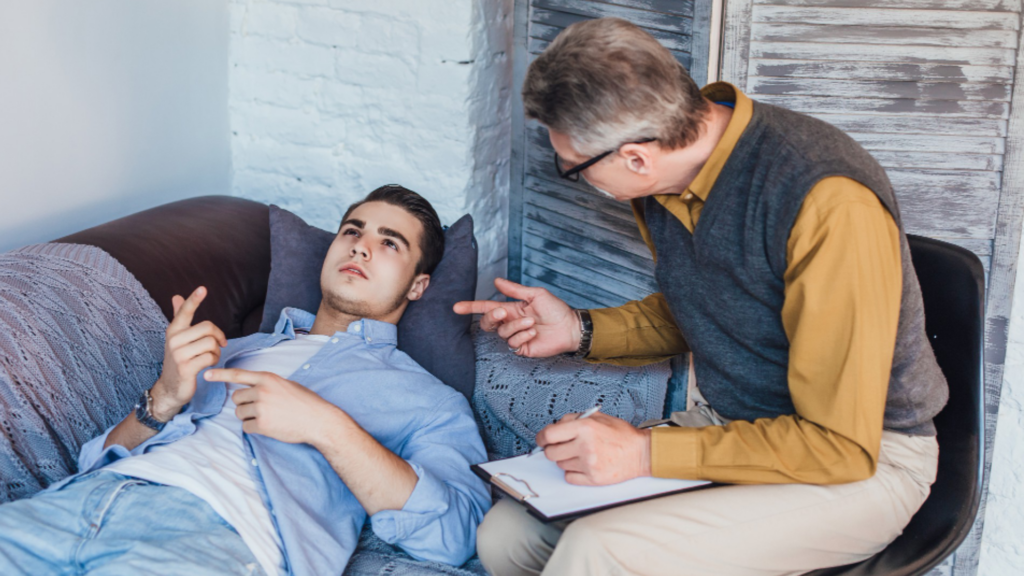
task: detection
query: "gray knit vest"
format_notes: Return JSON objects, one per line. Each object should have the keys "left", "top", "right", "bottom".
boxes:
{"left": 643, "top": 100, "right": 948, "bottom": 435}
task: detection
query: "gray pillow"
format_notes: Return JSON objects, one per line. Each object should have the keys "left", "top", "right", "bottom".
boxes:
{"left": 260, "top": 206, "right": 478, "bottom": 400}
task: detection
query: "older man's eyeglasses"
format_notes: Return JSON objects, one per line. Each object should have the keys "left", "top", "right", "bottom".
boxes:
{"left": 553, "top": 138, "right": 656, "bottom": 182}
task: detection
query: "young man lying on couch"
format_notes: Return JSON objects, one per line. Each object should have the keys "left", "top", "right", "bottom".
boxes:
{"left": 0, "top": 186, "right": 491, "bottom": 576}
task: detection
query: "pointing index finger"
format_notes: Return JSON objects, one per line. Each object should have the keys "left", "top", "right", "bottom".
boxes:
{"left": 170, "top": 286, "right": 207, "bottom": 329}
{"left": 204, "top": 368, "right": 267, "bottom": 387}
{"left": 453, "top": 300, "right": 504, "bottom": 315}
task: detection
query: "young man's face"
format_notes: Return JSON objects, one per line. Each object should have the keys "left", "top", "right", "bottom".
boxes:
{"left": 319, "top": 201, "right": 430, "bottom": 323}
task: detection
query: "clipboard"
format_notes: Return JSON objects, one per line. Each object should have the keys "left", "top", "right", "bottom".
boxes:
{"left": 472, "top": 452, "right": 715, "bottom": 523}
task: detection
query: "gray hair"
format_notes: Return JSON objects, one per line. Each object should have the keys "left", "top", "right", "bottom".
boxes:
{"left": 522, "top": 18, "right": 709, "bottom": 156}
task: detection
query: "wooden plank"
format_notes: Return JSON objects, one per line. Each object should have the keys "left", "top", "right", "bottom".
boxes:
{"left": 889, "top": 168, "right": 1002, "bottom": 195}
{"left": 524, "top": 245, "right": 655, "bottom": 301}
{"left": 933, "top": 237, "right": 994, "bottom": 256}
{"left": 690, "top": 0, "right": 715, "bottom": 85}
{"left": 966, "top": 17, "right": 1024, "bottom": 575}
{"left": 750, "top": 59, "right": 1015, "bottom": 84}
{"left": 846, "top": 132, "right": 1005, "bottom": 155}
{"left": 524, "top": 233, "right": 657, "bottom": 291}
{"left": 525, "top": 174, "right": 637, "bottom": 224}
{"left": 751, "top": 23, "right": 1018, "bottom": 49}
{"left": 526, "top": 188, "right": 643, "bottom": 239}
{"left": 870, "top": 150, "right": 1003, "bottom": 171}
{"left": 722, "top": 0, "right": 755, "bottom": 89}
{"left": 751, "top": 0, "right": 1022, "bottom": 11}
{"left": 749, "top": 76, "right": 1012, "bottom": 102}
{"left": 807, "top": 113, "right": 1008, "bottom": 138}
{"left": 522, "top": 273, "right": 607, "bottom": 309}
{"left": 523, "top": 262, "right": 628, "bottom": 307}
{"left": 754, "top": 93, "right": 1010, "bottom": 118}
{"left": 537, "top": 0, "right": 696, "bottom": 19}
{"left": 524, "top": 203, "right": 653, "bottom": 258}
{"left": 529, "top": 17, "right": 693, "bottom": 53}
{"left": 753, "top": 6, "right": 1020, "bottom": 30}
{"left": 749, "top": 41, "right": 1017, "bottom": 66}
{"left": 524, "top": 217, "right": 657, "bottom": 272}
{"left": 531, "top": 2, "right": 694, "bottom": 37}
{"left": 528, "top": 36, "right": 694, "bottom": 69}
{"left": 508, "top": 0, "right": 531, "bottom": 285}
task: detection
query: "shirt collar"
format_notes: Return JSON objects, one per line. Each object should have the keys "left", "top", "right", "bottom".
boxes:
{"left": 272, "top": 307, "right": 398, "bottom": 345}
{"left": 684, "top": 82, "right": 753, "bottom": 202}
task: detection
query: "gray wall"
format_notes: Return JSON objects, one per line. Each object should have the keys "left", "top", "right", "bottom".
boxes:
{"left": 0, "top": 1, "right": 231, "bottom": 252}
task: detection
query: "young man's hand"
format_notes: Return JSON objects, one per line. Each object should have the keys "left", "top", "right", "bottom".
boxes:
{"left": 535, "top": 412, "right": 653, "bottom": 486}
{"left": 204, "top": 368, "right": 345, "bottom": 445}
{"left": 453, "top": 277, "right": 581, "bottom": 358}
{"left": 151, "top": 287, "right": 227, "bottom": 421}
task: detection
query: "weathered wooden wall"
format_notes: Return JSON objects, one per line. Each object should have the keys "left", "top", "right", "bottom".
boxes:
{"left": 722, "top": 2, "right": 1024, "bottom": 574}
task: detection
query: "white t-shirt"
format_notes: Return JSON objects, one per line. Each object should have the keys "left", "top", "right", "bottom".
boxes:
{"left": 107, "top": 334, "right": 330, "bottom": 576}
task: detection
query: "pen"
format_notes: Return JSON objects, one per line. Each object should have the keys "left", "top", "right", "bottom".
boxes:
{"left": 530, "top": 404, "right": 603, "bottom": 456}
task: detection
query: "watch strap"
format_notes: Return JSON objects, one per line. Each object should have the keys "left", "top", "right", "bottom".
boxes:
{"left": 134, "top": 388, "right": 168, "bottom": 432}
{"left": 573, "top": 309, "right": 594, "bottom": 358}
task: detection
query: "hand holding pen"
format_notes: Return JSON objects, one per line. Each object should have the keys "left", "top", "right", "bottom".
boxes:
{"left": 530, "top": 404, "right": 602, "bottom": 456}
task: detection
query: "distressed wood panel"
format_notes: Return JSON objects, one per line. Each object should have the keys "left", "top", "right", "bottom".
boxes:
{"left": 525, "top": 188, "right": 643, "bottom": 239}
{"left": 755, "top": 94, "right": 1010, "bottom": 118}
{"left": 541, "top": 0, "right": 695, "bottom": 18}
{"left": 869, "top": 151, "right": 1003, "bottom": 171}
{"left": 528, "top": 36, "right": 693, "bottom": 68}
{"left": 531, "top": 1, "right": 694, "bottom": 36}
{"left": 525, "top": 174, "right": 637, "bottom": 225}
{"left": 754, "top": 6, "right": 1019, "bottom": 30}
{"left": 523, "top": 261, "right": 629, "bottom": 306}
{"left": 522, "top": 273, "right": 606, "bottom": 309}
{"left": 529, "top": 21, "right": 692, "bottom": 53}
{"left": 753, "top": 0, "right": 1021, "bottom": 11}
{"left": 749, "top": 77, "right": 1011, "bottom": 101}
{"left": 523, "top": 218, "right": 657, "bottom": 273}
{"left": 845, "top": 133, "right": 1005, "bottom": 155}
{"left": 809, "top": 113, "right": 1007, "bottom": 137}
{"left": 752, "top": 23, "right": 1018, "bottom": 49}
{"left": 751, "top": 59, "right": 1014, "bottom": 84}
{"left": 750, "top": 41, "right": 1017, "bottom": 66}
{"left": 524, "top": 245, "right": 654, "bottom": 301}
{"left": 524, "top": 203, "right": 653, "bottom": 259}
{"left": 524, "top": 233, "right": 657, "bottom": 292}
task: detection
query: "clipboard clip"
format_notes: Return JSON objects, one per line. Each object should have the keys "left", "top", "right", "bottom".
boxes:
{"left": 492, "top": 473, "right": 540, "bottom": 502}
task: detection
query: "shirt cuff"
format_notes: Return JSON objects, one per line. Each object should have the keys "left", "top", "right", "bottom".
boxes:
{"left": 651, "top": 427, "right": 701, "bottom": 479}
{"left": 587, "top": 307, "right": 627, "bottom": 360}
{"left": 370, "top": 462, "right": 450, "bottom": 543}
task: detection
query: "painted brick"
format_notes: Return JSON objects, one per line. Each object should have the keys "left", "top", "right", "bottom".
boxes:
{"left": 230, "top": 0, "right": 513, "bottom": 299}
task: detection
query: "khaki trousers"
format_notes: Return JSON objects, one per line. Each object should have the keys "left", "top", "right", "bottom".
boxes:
{"left": 476, "top": 407, "right": 939, "bottom": 576}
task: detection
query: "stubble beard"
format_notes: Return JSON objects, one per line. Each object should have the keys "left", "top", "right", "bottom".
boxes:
{"left": 321, "top": 276, "right": 414, "bottom": 320}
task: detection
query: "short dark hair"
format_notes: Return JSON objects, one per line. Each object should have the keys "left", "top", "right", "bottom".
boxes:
{"left": 342, "top": 185, "right": 445, "bottom": 275}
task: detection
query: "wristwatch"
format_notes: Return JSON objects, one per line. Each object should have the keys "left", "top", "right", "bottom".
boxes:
{"left": 573, "top": 309, "right": 593, "bottom": 358}
{"left": 134, "top": 387, "right": 168, "bottom": 432}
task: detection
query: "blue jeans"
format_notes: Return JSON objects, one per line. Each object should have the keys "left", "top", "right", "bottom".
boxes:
{"left": 0, "top": 469, "right": 268, "bottom": 576}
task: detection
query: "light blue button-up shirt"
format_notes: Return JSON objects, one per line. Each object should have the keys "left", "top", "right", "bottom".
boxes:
{"left": 46, "top": 308, "right": 491, "bottom": 576}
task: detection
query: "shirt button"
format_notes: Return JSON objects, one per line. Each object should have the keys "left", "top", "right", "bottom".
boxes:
{"left": 302, "top": 364, "right": 311, "bottom": 370}
{"left": 330, "top": 338, "right": 339, "bottom": 343}
{"left": 353, "top": 324, "right": 362, "bottom": 332}
{"left": 683, "top": 193, "right": 694, "bottom": 200}
{"left": 366, "top": 336, "right": 372, "bottom": 343}
{"left": 251, "top": 459, "right": 258, "bottom": 467}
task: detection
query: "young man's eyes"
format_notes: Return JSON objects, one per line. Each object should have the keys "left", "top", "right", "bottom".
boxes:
{"left": 341, "top": 228, "right": 399, "bottom": 251}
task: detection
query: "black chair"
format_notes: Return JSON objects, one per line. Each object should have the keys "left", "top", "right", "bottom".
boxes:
{"left": 808, "top": 235, "right": 986, "bottom": 576}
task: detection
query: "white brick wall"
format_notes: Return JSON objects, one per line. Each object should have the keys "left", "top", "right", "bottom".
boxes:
{"left": 229, "top": 0, "right": 513, "bottom": 298}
